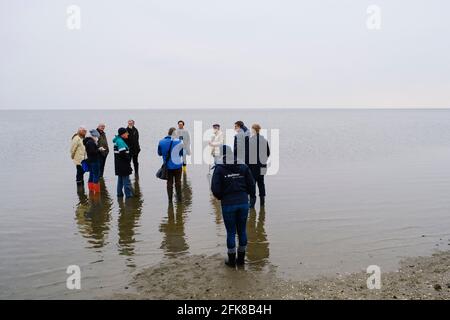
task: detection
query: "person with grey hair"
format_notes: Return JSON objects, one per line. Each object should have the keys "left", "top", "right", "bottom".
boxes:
{"left": 70, "top": 125, "right": 87, "bottom": 186}
{"left": 96, "top": 123, "right": 109, "bottom": 178}
{"left": 126, "top": 120, "right": 141, "bottom": 177}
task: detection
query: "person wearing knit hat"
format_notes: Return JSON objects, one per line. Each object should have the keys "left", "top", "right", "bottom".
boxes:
{"left": 113, "top": 128, "right": 134, "bottom": 198}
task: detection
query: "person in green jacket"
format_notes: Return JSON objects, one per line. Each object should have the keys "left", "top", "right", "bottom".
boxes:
{"left": 96, "top": 123, "right": 109, "bottom": 178}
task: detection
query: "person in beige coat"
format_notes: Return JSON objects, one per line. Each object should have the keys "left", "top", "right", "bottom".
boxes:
{"left": 71, "top": 126, "right": 87, "bottom": 186}
{"left": 208, "top": 124, "right": 224, "bottom": 172}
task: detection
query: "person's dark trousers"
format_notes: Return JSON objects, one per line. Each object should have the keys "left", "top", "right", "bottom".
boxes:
{"left": 76, "top": 165, "right": 84, "bottom": 185}
{"left": 131, "top": 154, "right": 139, "bottom": 176}
{"left": 221, "top": 203, "right": 249, "bottom": 254}
{"left": 250, "top": 166, "right": 266, "bottom": 207}
{"left": 99, "top": 154, "right": 107, "bottom": 178}
{"left": 167, "top": 168, "right": 182, "bottom": 201}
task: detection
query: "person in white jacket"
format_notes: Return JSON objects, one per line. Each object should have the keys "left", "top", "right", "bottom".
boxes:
{"left": 208, "top": 124, "right": 224, "bottom": 172}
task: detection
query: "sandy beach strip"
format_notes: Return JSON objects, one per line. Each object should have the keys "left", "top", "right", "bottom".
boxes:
{"left": 112, "top": 250, "right": 450, "bottom": 300}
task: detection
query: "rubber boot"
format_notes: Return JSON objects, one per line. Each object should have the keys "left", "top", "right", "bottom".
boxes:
{"left": 88, "top": 182, "right": 94, "bottom": 193}
{"left": 94, "top": 183, "right": 101, "bottom": 194}
{"left": 167, "top": 188, "right": 173, "bottom": 203}
{"left": 260, "top": 196, "right": 265, "bottom": 207}
{"left": 225, "top": 253, "right": 236, "bottom": 268}
{"left": 249, "top": 196, "right": 257, "bottom": 209}
{"left": 182, "top": 165, "right": 187, "bottom": 173}
{"left": 237, "top": 251, "right": 246, "bottom": 266}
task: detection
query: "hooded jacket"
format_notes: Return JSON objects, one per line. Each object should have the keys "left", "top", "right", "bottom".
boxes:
{"left": 113, "top": 135, "right": 132, "bottom": 176}
{"left": 83, "top": 137, "right": 100, "bottom": 163}
{"left": 70, "top": 133, "right": 86, "bottom": 165}
{"left": 211, "top": 158, "right": 256, "bottom": 206}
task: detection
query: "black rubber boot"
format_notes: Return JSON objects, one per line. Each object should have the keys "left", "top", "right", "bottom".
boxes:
{"left": 237, "top": 251, "right": 246, "bottom": 266}
{"left": 260, "top": 196, "right": 265, "bottom": 207}
{"left": 225, "top": 253, "right": 236, "bottom": 267}
{"left": 249, "top": 196, "right": 257, "bottom": 209}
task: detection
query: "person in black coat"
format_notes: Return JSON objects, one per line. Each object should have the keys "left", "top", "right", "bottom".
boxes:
{"left": 113, "top": 128, "right": 134, "bottom": 198}
{"left": 126, "top": 120, "right": 141, "bottom": 177}
{"left": 83, "top": 129, "right": 102, "bottom": 194}
{"left": 211, "top": 145, "right": 256, "bottom": 267}
{"left": 247, "top": 124, "right": 270, "bottom": 208}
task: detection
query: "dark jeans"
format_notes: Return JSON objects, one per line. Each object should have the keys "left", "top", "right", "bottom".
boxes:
{"left": 88, "top": 160, "right": 100, "bottom": 184}
{"left": 131, "top": 154, "right": 139, "bottom": 175}
{"left": 117, "top": 175, "right": 133, "bottom": 198}
{"left": 221, "top": 202, "right": 249, "bottom": 253}
{"left": 76, "top": 165, "right": 85, "bottom": 184}
{"left": 167, "top": 168, "right": 182, "bottom": 200}
{"left": 99, "top": 154, "right": 107, "bottom": 177}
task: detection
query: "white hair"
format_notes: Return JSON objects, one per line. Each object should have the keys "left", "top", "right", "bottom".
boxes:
{"left": 78, "top": 125, "right": 87, "bottom": 131}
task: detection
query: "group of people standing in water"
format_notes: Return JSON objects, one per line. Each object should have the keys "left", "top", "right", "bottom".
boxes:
{"left": 70, "top": 119, "right": 270, "bottom": 268}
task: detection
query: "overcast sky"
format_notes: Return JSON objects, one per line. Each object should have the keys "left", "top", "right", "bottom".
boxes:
{"left": 0, "top": 0, "right": 449, "bottom": 109}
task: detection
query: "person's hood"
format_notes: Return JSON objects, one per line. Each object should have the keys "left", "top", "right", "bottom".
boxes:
{"left": 113, "top": 135, "right": 122, "bottom": 143}
{"left": 83, "top": 136, "right": 94, "bottom": 146}
{"left": 72, "top": 133, "right": 79, "bottom": 140}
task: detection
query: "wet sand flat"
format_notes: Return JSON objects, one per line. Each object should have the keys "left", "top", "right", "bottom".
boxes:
{"left": 114, "top": 251, "right": 450, "bottom": 300}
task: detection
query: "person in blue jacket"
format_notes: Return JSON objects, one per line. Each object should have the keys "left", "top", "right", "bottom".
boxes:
{"left": 158, "top": 127, "right": 184, "bottom": 202}
{"left": 211, "top": 145, "right": 256, "bottom": 267}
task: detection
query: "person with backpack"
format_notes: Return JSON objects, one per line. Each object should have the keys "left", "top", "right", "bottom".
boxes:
{"left": 211, "top": 145, "right": 256, "bottom": 268}
{"left": 158, "top": 127, "right": 184, "bottom": 202}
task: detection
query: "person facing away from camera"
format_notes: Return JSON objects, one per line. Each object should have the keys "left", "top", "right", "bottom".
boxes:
{"left": 113, "top": 128, "right": 134, "bottom": 198}
{"left": 247, "top": 123, "right": 270, "bottom": 208}
{"left": 211, "top": 145, "right": 256, "bottom": 268}
{"left": 158, "top": 127, "right": 184, "bottom": 202}
{"left": 176, "top": 120, "right": 191, "bottom": 172}
{"left": 70, "top": 125, "right": 87, "bottom": 186}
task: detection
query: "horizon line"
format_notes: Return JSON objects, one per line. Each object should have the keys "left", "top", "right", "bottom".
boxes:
{"left": 1, "top": 106, "right": 450, "bottom": 111}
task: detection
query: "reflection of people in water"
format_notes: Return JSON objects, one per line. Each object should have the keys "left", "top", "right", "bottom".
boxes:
{"left": 159, "top": 173, "right": 192, "bottom": 257}
{"left": 159, "top": 203, "right": 189, "bottom": 257}
{"left": 75, "top": 181, "right": 112, "bottom": 249}
{"left": 209, "top": 194, "right": 223, "bottom": 228}
{"left": 117, "top": 179, "right": 143, "bottom": 261}
{"left": 246, "top": 207, "right": 270, "bottom": 270}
